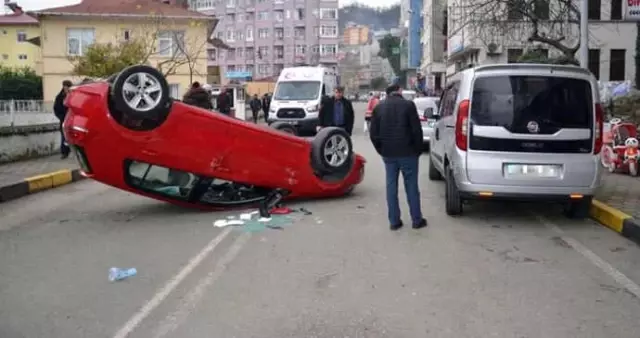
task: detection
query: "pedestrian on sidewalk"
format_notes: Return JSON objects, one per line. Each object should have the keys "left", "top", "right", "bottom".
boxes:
{"left": 317, "top": 86, "right": 355, "bottom": 136}
{"left": 249, "top": 94, "right": 262, "bottom": 123}
{"left": 183, "top": 82, "right": 213, "bottom": 110}
{"left": 369, "top": 84, "right": 427, "bottom": 231}
{"left": 364, "top": 92, "right": 380, "bottom": 134}
{"left": 53, "top": 80, "right": 72, "bottom": 159}
{"left": 261, "top": 93, "right": 271, "bottom": 123}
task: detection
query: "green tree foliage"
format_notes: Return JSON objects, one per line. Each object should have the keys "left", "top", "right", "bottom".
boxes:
{"left": 69, "top": 39, "right": 149, "bottom": 79}
{"left": 377, "top": 34, "right": 402, "bottom": 76}
{"left": 517, "top": 49, "right": 552, "bottom": 64}
{"left": 0, "top": 66, "right": 43, "bottom": 100}
{"left": 370, "top": 76, "right": 388, "bottom": 90}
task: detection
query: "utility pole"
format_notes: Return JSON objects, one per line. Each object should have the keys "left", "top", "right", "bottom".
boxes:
{"left": 579, "top": 0, "right": 588, "bottom": 68}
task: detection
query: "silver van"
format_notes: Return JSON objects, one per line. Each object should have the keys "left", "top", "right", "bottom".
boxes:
{"left": 428, "top": 64, "right": 603, "bottom": 218}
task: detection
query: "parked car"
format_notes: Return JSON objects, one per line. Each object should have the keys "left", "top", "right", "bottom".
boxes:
{"left": 63, "top": 65, "right": 366, "bottom": 210}
{"left": 428, "top": 63, "right": 603, "bottom": 218}
{"left": 413, "top": 96, "right": 440, "bottom": 151}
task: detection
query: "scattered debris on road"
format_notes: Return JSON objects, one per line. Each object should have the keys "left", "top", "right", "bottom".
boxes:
{"left": 212, "top": 205, "right": 315, "bottom": 232}
{"left": 109, "top": 267, "right": 137, "bottom": 282}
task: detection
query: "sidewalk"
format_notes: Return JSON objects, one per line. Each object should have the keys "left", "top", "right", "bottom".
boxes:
{"left": 593, "top": 172, "right": 640, "bottom": 243}
{"left": 0, "top": 154, "right": 81, "bottom": 202}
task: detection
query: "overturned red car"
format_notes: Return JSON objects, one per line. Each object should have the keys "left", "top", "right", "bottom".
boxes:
{"left": 63, "top": 65, "right": 366, "bottom": 209}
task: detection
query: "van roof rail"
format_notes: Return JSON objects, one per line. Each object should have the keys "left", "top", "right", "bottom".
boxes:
{"left": 473, "top": 63, "right": 592, "bottom": 76}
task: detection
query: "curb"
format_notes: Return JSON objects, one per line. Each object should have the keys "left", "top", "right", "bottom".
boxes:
{"left": 590, "top": 200, "right": 640, "bottom": 244}
{"left": 0, "top": 169, "right": 84, "bottom": 203}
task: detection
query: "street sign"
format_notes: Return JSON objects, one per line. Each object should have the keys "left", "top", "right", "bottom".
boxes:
{"left": 624, "top": 0, "right": 640, "bottom": 20}
{"left": 392, "top": 47, "right": 400, "bottom": 55}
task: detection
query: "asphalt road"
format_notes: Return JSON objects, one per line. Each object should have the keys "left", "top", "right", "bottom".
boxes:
{"left": 2, "top": 103, "right": 640, "bottom": 338}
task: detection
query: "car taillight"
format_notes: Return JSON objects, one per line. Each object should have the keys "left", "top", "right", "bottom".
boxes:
{"left": 455, "top": 99, "right": 470, "bottom": 151}
{"left": 594, "top": 103, "right": 603, "bottom": 154}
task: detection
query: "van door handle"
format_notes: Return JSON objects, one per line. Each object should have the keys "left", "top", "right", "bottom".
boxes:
{"left": 445, "top": 125, "right": 455, "bottom": 129}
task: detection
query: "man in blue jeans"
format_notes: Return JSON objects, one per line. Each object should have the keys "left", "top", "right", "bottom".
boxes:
{"left": 369, "top": 84, "right": 426, "bottom": 230}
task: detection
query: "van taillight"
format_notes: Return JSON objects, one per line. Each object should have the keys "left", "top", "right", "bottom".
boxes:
{"left": 594, "top": 103, "right": 603, "bottom": 154}
{"left": 455, "top": 99, "right": 470, "bottom": 151}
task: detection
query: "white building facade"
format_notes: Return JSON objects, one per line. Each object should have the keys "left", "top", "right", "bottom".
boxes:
{"left": 420, "top": 0, "right": 447, "bottom": 89}
{"left": 439, "top": 0, "right": 636, "bottom": 82}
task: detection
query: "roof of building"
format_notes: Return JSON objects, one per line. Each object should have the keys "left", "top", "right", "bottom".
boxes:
{"left": 32, "top": 0, "right": 215, "bottom": 20}
{"left": 0, "top": 2, "right": 39, "bottom": 25}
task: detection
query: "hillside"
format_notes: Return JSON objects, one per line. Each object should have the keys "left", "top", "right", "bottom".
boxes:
{"left": 338, "top": 4, "right": 400, "bottom": 32}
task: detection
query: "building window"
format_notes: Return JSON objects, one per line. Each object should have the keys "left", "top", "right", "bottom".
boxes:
{"left": 18, "top": 54, "right": 28, "bottom": 60}
{"left": 226, "top": 13, "right": 235, "bottom": 22}
{"left": 258, "top": 28, "right": 269, "bottom": 38}
{"left": 237, "top": 47, "right": 244, "bottom": 59}
{"left": 245, "top": 13, "right": 254, "bottom": 21}
{"left": 16, "top": 30, "right": 27, "bottom": 42}
{"left": 246, "top": 64, "right": 254, "bottom": 74}
{"left": 246, "top": 26, "right": 253, "bottom": 41}
{"left": 157, "top": 30, "right": 185, "bottom": 57}
{"left": 226, "top": 29, "right": 235, "bottom": 42}
{"left": 122, "top": 29, "right": 131, "bottom": 41}
{"left": 507, "top": 0, "right": 524, "bottom": 20}
{"left": 319, "top": 8, "right": 337, "bottom": 19}
{"left": 294, "top": 28, "right": 305, "bottom": 39}
{"left": 588, "top": 0, "right": 601, "bottom": 20}
{"left": 258, "top": 46, "right": 269, "bottom": 59}
{"left": 208, "top": 49, "right": 217, "bottom": 61}
{"left": 588, "top": 49, "right": 600, "bottom": 79}
{"left": 275, "top": 28, "right": 284, "bottom": 40}
{"left": 1, "top": 54, "right": 7, "bottom": 60}
{"left": 611, "top": 0, "right": 622, "bottom": 20}
{"left": 533, "top": 0, "right": 549, "bottom": 20}
{"left": 295, "top": 45, "right": 306, "bottom": 55}
{"left": 217, "top": 31, "right": 224, "bottom": 39}
{"left": 296, "top": 8, "right": 305, "bottom": 20}
{"left": 258, "top": 11, "right": 269, "bottom": 20}
{"left": 227, "top": 65, "right": 236, "bottom": 72}
{"left": 67, "top": 28, "right": 95, "bottom": 56}
{"left": 226, "top": 0, "right": 235, "bottom": 7}
{"left": 320, "top": 25, "right": 337, "bottom": 37}
{"left": 275, "top": 46, "right": 284, "bottom": 58}
{"left": 235, "top": 30, "right": 244, "bottom": 41}
{"left": 258, "top": 64, "right": 270, "bottom": 75}
{"left": 189, "top": 0, "right": 216, "bottom": 11}
{"left": 320, "top": 44, "right": 337, "bottom": 55}
{"left": 227, "top": 48, "right": 236, "bottom": 60}
{"left": 507, "top": 48, "right": 523, "bottom": 63}
{"left": 609, "top": 49, "right": 626, "bottom": 81}
{"left": 274, "top": 10, "right": 284, "bottom": 21}
{"left": 169, "top": 84, "right": 180, "bottom": 99}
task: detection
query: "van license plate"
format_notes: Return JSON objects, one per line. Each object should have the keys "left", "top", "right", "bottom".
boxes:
{"left": 504, "top": 164, "right": 562, "bottom": 178}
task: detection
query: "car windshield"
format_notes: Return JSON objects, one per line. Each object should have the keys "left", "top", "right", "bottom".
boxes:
{"left": 471, "top": 75, "right": 592, "bottom": 132}
{"left": 274, "top": 81, "right": 321, "bottom": 100}
{"left": 413, "top": 99, "right": 438, "bottom": 118}
{"left": 402, "top": 91, "right": 416, "bottom": 100}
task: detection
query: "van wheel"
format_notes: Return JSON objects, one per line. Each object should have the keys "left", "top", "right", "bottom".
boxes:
{"left": 311, "top": 127, "right": 354, "bottom": 176}
{"left": 563, "top": 197, "right": 592, "bottom": 219}
{"left": 428, "top": 155, "right": 442, "bottom": 181}
{"left": 270, "top": 121, "right": 298, "bottom": 135}
{"left": 110, "top": 65, "right": 171, "bottom": 120}
{"left": 445, "top": 167, "right": 462, "bottom": 215}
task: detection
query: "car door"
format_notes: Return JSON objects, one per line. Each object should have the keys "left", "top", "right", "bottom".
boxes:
{"left": 431, "top": 83, "right": 457, "bottom": 170}
{"left": 441, "top": 82, "right": 460, "bottom": 162}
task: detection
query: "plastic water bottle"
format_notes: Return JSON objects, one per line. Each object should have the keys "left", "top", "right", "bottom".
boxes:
{"left": 109, "top": 267, "right": 137, "bottom": 282}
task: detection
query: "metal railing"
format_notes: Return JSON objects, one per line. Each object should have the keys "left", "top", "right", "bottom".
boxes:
{"left": 0, "top": 100, "right": 57, "bottom": 128}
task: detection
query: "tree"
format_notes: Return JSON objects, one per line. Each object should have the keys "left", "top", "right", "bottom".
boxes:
{"left": 377, "top": 34, "right": 402, "bottom": 76}
{"left": 370, "top": 76, "right": 388, "bottom": 90}
{"left": 0, "top": 66, "right": 42, "bottom": 100}
{"left": 338, "top": 49, "right": 364, "bottom": 92}
{"left": 69, "top": 16, "right": 209, "bottom": 80}
{"left": 448, "top": 0, "right": 585, "bottom": 63}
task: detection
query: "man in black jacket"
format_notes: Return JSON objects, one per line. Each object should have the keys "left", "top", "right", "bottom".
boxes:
{"left": 183, "top": 82, "right": 213, "bottom": 110}
{"left": 261, "top": 93, "right": 271, "bottom": 123}
{"left": 53, "top": 80, "right": 73, "bottom": 159}
{"left": 369, "top": 84, "right": 426, "bottom": 230}
{"left": 249, "top": 94, "right": 262, "bottom": 123}
{"left": 317, "top": 86, "right": 355, "bottom": 135}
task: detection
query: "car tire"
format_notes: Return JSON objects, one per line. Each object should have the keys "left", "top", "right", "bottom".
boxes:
{"left": 270, "top": 121, "right": 298, "bottom": 135}
{"left": 110, "top": 65, "right": 172, "bottom": 120}
{"left": 563, "top": 197, "right": 592, "bottom": 219}
{"left": 311, "top": 127, "right": 354, "bottom": 175}
{"left": 445, "top": 166, "right": 462, "bottom": 216}
{"left": 428, "top": 155, "right": 442, "bottom": 181}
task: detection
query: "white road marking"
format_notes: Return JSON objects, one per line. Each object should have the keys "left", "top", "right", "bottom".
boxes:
{"left": 112, "top": 227, "right": 233, "bottom": 338}
{"left": 535, "top": 214, "right": 640, "bottom": 299}
{"left": 152, "top": 232, "right": 252, "bottom": 338}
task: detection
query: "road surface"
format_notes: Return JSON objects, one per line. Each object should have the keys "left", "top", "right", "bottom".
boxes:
{"left": 1, "top": 103, "right": 640, "bottom": 338}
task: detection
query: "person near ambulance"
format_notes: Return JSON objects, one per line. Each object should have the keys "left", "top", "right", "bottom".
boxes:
{"left": 317, "top": 86, "right": 355, "bottom": 136}
{"left": 249, "top": 94, "right": 263, "bottom": 123}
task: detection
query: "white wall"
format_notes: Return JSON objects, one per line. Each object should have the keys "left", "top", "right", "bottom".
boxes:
{"left": 0, "top": 130, "right": 59, "bottom": 163}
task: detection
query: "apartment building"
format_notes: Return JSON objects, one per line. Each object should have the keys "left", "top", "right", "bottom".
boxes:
{"left": 0, "top": 2, "right": 40, "bottom": 73}
{"left": 444, "top": 0, "right": 636, "bottom": 81}
{"left": 419, "top": 0, "right": 446, "bottom": 89}
{"left": 342, "top": 22, "right": 369, "bottom": 45}
{"left": 189, "top": 0, "right": 340, "bottom": 84}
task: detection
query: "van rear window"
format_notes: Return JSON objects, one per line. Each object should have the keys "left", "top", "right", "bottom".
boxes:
{"left": 471, "top": 76, "right": 592, "bottom": 134}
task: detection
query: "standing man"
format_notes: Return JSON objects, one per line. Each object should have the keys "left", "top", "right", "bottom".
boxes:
{"left": 249, "top": 94, "right": 263, "bottom": 123}
{"left": 216, "top": 87, "right": 231, "bottom": 115}
{"left": 261, "top": 93, "right": 271, "bottom": 123}
{"left": 317, "top": 86, "right": 355, "bottom": 136}
{"left": 369, "top": 84, "right": 426, "bottom": 230}
{"left": 183, "top": 82, "right": 213, "bottom": 110}
{"left": 53, "top": 80, "right": 73, "bottom": 159}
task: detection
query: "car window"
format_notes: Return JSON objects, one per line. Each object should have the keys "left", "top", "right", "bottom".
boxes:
{"left": 470, "top": 76, "right": 592, "bottom": 133}
{"left": 274, "top": 81, "right": 321, "bottom": 100}
{"left": 439, "top": 82, "right": 459, "bottom": 117}
{"left": 126, "top": 160, "right": 197, "bottom": 200}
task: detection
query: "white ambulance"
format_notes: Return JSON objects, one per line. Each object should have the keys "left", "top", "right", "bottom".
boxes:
{"left": 268, "top": 66, "right": 338, "bottom": 135}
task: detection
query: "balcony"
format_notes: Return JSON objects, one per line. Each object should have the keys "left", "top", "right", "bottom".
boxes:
{"left": 319, "top": 54, "right": 337, "bottom": 63}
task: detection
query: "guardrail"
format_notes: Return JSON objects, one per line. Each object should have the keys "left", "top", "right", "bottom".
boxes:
{"left": 0, "top": 100, "right": 58, "bottom": 128}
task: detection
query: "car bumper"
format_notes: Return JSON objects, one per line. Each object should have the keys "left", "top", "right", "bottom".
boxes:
{"left": 421, "top": 126, "right": 432, "bottom": 143}
{"left": 268, "top": 117, "right": 319, "bottom": 131}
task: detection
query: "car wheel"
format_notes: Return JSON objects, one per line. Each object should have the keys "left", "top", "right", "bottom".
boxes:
{"left": 311, "top": 127, "right": 354, "bottom": 175}
{"left": 445, "top": 166, "right": 462, "bottom": 216}
{"left": 270, "top": 121, "right": 298, "bottom": 135}
{"left": 563, "top": 197, "right": 592, "bottom": 219}
{"left": 428, "top": 155, "right": 442, "bottom": 181}
{"left": 110, "top": 65, "right": 171, "bottom": 120}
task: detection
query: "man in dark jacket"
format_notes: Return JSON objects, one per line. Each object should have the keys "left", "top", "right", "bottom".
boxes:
{"left": 317, "top": 86, "right": 355, "bottom": 135}
{"left": 249, "top": 94, "right": 262, "bottom": 123}
{"left": 216, "top": 87, "right": 232, "bottom": 115}
{"left": 369, "top": 84, "right": 426, "bottom": 231}
{"left": 53, "top": 80, "right": 73, "bottom": 159}
{"left": 261, "top": 93, "right": 271, "bottom": 122}
{"left": 183, "top": 82, "right": 213, "bottom": 110}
